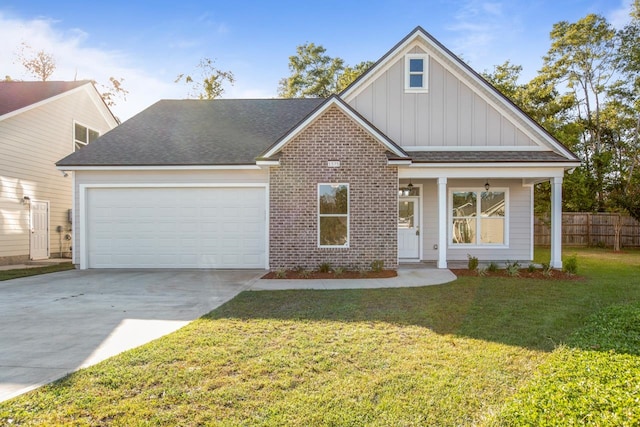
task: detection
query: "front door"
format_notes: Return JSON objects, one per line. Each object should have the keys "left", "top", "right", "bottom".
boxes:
{"left": 398, "top": 197, "right": 420, "bottom": 259}
{"left": 30, "top": 200, "right": 49, "bottom": 260}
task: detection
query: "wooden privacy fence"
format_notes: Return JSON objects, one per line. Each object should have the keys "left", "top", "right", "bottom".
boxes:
{"left": 535, "top": 213, "right": 640, "bottom": 248}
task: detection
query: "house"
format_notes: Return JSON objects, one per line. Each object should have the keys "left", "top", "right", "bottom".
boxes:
{"left": 0, "top": 81, "right": 118, "bottom": 265}
{"left": 56, "top": 27, "right": 580, "bottom": 271}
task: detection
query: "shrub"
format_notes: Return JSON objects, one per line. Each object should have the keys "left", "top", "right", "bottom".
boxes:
{"left": 527, "top": 263, "right": 536, "bottom": 273}
{"left": 563, "top": 254, "right": 578, "bottom": 275}
{"left": 333, "top": 267, "right": 344, "bottom": 277}
{"left": 467, "top": 254, "right": 479, "bottom": 271}
{"left": 275, "top": 269, "right": 287, "bottom": 279}
{"left": 505, "top": 261, "right": 520, "bottom": 277}
{"left": 487, "top": 261, "right": 499, "bottom": 272}
{"left": 370, "top": 260, "right": 384, "bottom": 273}
{"left": 300, "top": 269, "right": 312, "bottom": 279}
{"left": 317, "top": 262, "right": 332, "bottom": 273}
{"left": 477, "top": 266, "right": 488, "bottom": 277}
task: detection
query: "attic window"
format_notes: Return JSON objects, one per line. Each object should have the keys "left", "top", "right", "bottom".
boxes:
{"left": 405, "top": 54, "right": 429, "bottom": 93}
{"left": 74, "top": 122, "right": 100, "bottom": 151}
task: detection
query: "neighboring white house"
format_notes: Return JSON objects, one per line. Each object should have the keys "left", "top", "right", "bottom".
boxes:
{"left": 0, "top": 81, "right": 118, "bottom": 265}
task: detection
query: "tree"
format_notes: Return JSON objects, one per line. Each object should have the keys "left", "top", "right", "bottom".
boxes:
{"left": 97, "top": 77, "right": 129, "bottom": 107}
{"left": 175, "top": 58, "right": 235, "bottom": 99}
{"left": 278, "top": 43, "right": 371, "bottom": 98}
{"left": 541, "top": 14, "right": 618, "bottom": 211}
{"left": 611, "top": 0, "right": 640, "bottom": 221}
{"left": 16, "top": 43, "right": 56, "bottom": 81}
{"left": 13, "top": 43, "right": 129, "bottom": 108}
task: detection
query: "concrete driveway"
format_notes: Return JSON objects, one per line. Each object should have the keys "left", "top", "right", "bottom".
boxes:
{"left": 0, "top": 269, "right": 262, "bottom": 402}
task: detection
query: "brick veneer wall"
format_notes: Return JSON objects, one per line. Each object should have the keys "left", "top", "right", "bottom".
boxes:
{"left": 269, "top": 105, "right": 398, "bottom": 270}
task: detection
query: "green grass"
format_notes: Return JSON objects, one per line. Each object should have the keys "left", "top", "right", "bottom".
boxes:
{"left": 0, "top": 262, "right": 74, "bottom": 281}
{"left": 1, "top": 248, "right": 639, "bottom": 426}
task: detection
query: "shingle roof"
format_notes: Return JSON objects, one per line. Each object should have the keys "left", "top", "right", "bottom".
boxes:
{"left": 401, "top": 151, "right": 577, "bottom": 163}
{"left": 0, "top": 80, "right": 92, "bottom": 116}
{"left": 57, "top": 98, "right": 325, "bottom": 167}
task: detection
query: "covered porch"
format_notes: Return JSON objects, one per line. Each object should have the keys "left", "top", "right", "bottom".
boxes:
{"left": 396, "top": 165, "right": 566, "bottom": 270}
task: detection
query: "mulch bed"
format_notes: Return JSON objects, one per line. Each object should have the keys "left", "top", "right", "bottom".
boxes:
{"left": 450, "top": 268, "right": 584, "bottom": 280}
{"left": 262, "top": 270, "right": 398, "bottom": 279}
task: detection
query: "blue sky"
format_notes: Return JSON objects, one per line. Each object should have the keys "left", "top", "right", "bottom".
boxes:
{"left": 0, "top": 0, "right": 633, "bottom": 121}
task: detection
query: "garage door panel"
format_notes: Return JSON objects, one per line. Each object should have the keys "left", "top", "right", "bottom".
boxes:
{"left": 87, "top": 187, "right": 266, "bottom": 269}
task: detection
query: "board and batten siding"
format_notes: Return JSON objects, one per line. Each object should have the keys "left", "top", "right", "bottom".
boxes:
{"left": 348, "top": 46, "right": 538, "bottom": 149}
{"left": 413, "top": 179, "right": 532, "bottom": 262}
{"left": 72, "top": 169, "right": 269, "bottom": 265}
{"left": 0, "top": 88, "right": 114, "bottom": 263}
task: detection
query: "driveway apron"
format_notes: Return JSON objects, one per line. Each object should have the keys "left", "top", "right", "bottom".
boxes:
{"left": 0, "top": 269, "right": 260, "bottom": 402}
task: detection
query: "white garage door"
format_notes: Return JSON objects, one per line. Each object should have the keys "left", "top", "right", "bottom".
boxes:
{"left": 86, "top": 187, "right": 266, "bottom": 268}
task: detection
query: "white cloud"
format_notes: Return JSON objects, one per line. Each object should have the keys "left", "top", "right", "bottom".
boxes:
{"left": 445, "top": 1, "right": 519, "bottom": 67}
{"left": 608, "top": 0, "right": 633, "bottom": 28}
{"left": 0, "top": 12, "right": 183, "bottom": 121}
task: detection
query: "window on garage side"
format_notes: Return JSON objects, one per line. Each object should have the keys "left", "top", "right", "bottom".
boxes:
{"left": 451, "top": 189, "right": 507, "bottom": 245}
{"left": 318, "top": 183, "right": 349, "bottom": 247}
{"left": 74, "top": 122, "right": 100, "bottom": 151}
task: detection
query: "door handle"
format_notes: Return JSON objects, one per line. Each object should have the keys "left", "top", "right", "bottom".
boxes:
{"left": 416, "top": 227, "right": 420, "bottom": 236}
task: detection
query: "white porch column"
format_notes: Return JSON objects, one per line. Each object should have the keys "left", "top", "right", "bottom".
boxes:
{"left": 437, "top": 177, "right": 448, "bottom": 269}
{"left": 551, "top": 176, "right": 563, "bottom": 269}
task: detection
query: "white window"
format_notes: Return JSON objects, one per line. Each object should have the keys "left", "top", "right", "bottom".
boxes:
{"left": 74, "top": 122, "right": 100, "bottom": 151}
{"left": 405, "top": 54, "right": 429, "bottom": 92}
{"left": 318, "top": 183, "right": 349, "bottom": 247}
{"left": 451, "top": 189, "right": 507, "bottom": 246}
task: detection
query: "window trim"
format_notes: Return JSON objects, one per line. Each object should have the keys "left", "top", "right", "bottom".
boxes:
{"left": 449, "top": 187, "right": 509, "bottom": 248}
{"left": 73, "top": 121, "right": 100, "bottom": 152}
{"left": 404, "top": 53, "right": 429, "bottom": 93}
{"left": 318, "top": 183, "right": 350, "bottom": 248}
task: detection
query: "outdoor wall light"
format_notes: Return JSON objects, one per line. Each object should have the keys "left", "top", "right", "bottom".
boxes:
{"left": 485, "top": 181, "right": 491, "bottom": 191}
{"left": 22, "top": 196, "right": 31, "bottom": 204}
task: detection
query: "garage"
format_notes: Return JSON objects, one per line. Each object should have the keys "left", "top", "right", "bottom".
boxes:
{"left": 84, "top": 186, "right": 266, "bottom": 269}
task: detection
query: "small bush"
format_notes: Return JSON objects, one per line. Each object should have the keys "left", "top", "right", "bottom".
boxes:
{"left": 300, "top": 269, "right": 312, "bottom": 279}
{"left": 477, "top": 266, "right": 488, "bottom": 277}
{"left": 370, "top": 260, "right": 384, "bottom": 273}
{"left": 275, "top": 269, "right": 287, "bottom": 279}
{"left": 505, "top": 261, "right": 520, "bottom": 277}
{"left": 333, "top": 267, "right": 344, "bottom": 277}
{"left": 317, "top": 262, "right": 332, "bottom": 273}
{"left": 563, "top": 254, "right": 578, "bottom": 275}
{"left": 527, "top": 263, "right": 536, "bottom": 273}
{"left": 467, "top": 254, "right": 479, "bottom": 271}
{"left": 487, "top": 262, "right": 499, "bottom": 272}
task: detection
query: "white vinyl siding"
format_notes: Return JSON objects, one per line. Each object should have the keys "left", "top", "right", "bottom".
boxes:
{"left": 418, "top": 179, "right": 532, "bottom": 262}
{"left": 0, "top": 86, "right": 115, "bottom": 261}
{"left": 347, "top": 45, "right": 540, "bottom": 149}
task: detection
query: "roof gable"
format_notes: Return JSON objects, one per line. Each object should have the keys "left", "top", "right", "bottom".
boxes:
{"left": 341, "top": 27, "right": 578, "bottom": 161}
{"left": 0, "top": 80, "right": 118, "bottom": 127}
{"left": 259, "top": 96, "right": 408, "bottom": 160}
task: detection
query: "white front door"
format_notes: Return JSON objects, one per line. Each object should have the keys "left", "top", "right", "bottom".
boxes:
{"left": 30, "top": 200, "right": 49, "bottom": 260}
{"left": 398, "top": 197, "right": 420, "bottom": 259}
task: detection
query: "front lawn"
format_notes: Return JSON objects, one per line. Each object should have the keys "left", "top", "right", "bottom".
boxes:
{"left": 0, "top": 262, "right": 74, "bottom": 281}
{"left": 1, "top": 248, "right": 639, "bottom": 425}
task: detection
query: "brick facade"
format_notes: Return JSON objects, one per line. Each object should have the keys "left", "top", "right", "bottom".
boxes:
{"left": 269, "top": 105, "right": 398, "bottom": 270}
